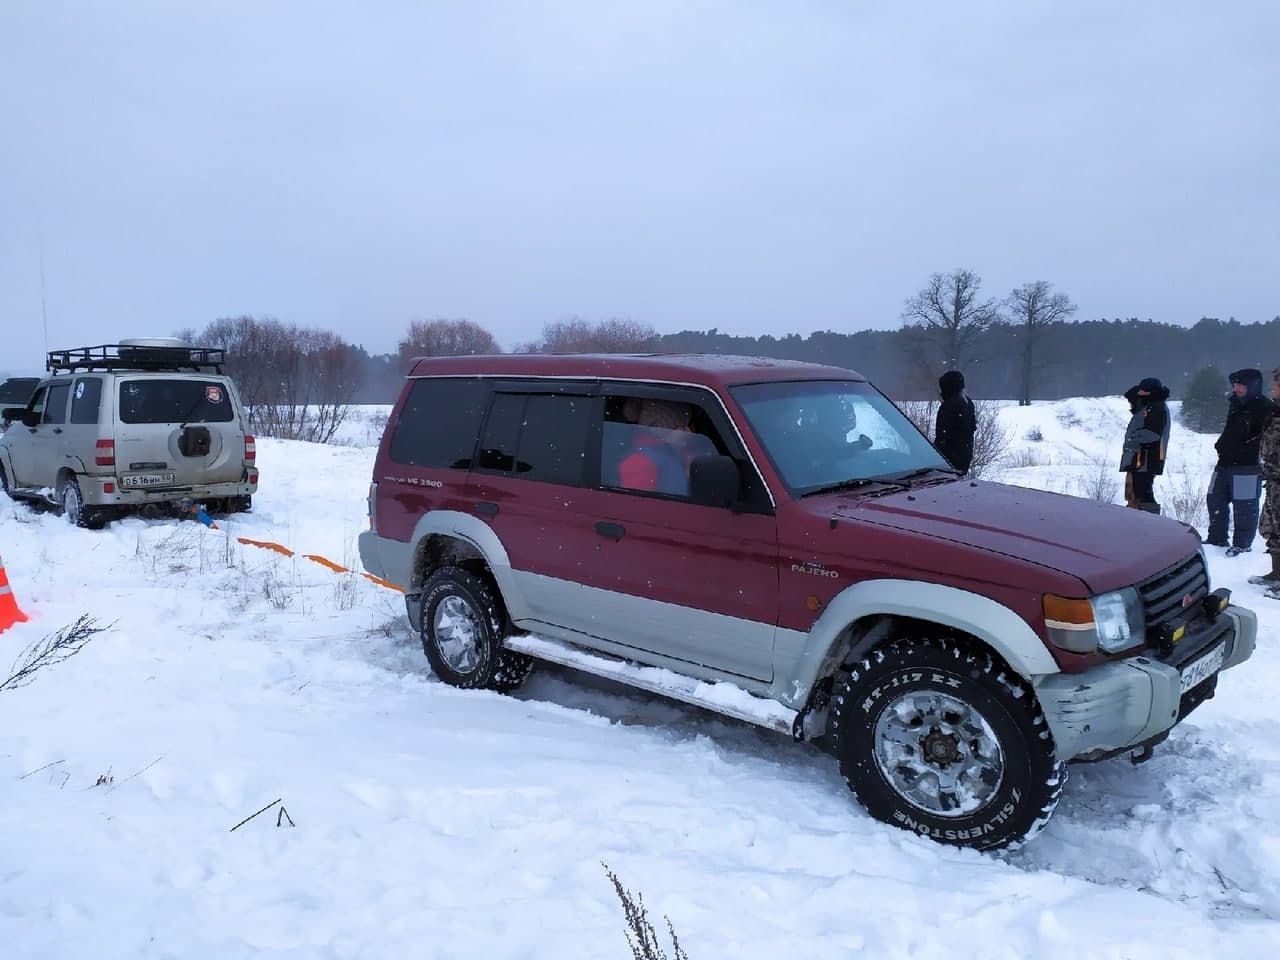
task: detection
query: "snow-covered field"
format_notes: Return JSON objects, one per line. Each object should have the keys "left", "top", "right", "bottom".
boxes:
{"left": 2, "top": 398, "right": 1277, "bottom": 959}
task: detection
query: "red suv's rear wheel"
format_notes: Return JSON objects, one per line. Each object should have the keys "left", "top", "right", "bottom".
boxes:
{"left": 830, "top": 636, "right": 1065, "bottom": 851}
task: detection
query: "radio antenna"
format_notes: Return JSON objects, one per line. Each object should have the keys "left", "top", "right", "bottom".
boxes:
{"left": 40, "top": 246, "right": 49, "bottom": 354}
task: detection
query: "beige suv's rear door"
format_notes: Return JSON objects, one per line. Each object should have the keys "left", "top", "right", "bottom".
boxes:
{"left": 113, "top": 377, "right": 245, "bottom": 489}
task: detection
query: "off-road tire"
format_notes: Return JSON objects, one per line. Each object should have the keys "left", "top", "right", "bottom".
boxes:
{"left": 830, "top": 636, "right": 1065, "bottom": 851}
{"left": 61, "top": 478, "right": 107, "bottom": 530}
{"left": 419, "top": 566, "right": 533, "bottom": 693}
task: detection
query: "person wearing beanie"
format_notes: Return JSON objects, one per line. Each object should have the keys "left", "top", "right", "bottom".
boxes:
{"left": 1207, "top": 368, "right": 1273, "bottom": 555}
{"left": 1119, "top": 376, "right": 1170, "bottom": 513}
{"left": 935, "top": 369, "right": 976, "bottom": 474}
{"left": 1248, "top": 368, "right": 1280, "bottom": 595}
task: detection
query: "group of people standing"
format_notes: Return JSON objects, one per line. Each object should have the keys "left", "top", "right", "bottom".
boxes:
{"left": 1119, "top": 367, "right": 1280, "bottom": 598}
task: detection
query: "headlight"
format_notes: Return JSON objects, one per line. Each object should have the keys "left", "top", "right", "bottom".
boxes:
{"left": 1090, "top": 588, "right": 1144, "bottom": 653}
{"left": 1044, "top": 588, "right": 1145, "bottom": 654}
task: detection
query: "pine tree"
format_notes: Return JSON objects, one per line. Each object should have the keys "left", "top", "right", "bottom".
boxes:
{"left": 1180, "top": 366, "right": 1227, "bottom": 434}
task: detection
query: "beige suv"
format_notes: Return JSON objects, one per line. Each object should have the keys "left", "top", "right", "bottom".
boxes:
{"left": 0, "top": 339, "right": 258, "bottom": 528}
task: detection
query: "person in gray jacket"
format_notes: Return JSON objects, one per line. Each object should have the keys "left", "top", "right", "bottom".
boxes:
{"left": 1119, "top": 377, "right": 1170, "bottom": 513}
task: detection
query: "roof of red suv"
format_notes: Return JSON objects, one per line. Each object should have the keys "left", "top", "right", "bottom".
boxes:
{"left": 407, "top": 353, "right": 865, "bottom": 387}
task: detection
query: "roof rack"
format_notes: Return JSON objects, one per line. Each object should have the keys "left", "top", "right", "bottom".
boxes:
{"left": 46, "top": 343, "right": 226, "bottom": 375}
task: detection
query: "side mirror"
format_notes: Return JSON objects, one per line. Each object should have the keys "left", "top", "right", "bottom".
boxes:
{"left": 690, "top": 454, "right": 740, "bottom": 508}
{"left": 8, "top": 409, "right": 40, "bottom": 428}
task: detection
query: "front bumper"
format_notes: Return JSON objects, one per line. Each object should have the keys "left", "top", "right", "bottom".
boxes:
{"left": 1033, "top": 603, "right": 1257, "bottom": 761}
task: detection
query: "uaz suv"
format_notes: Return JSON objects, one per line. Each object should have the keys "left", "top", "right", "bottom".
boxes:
{"left": 0, "top": 339, "right": 258, "bottom": 528}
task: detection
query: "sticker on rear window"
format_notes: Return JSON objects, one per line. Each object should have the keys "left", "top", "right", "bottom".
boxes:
{"left": 75, "top": 381, "right": 85, "bottom": 399}
{"left": 205, "top": 385, "right": 224, "bottom": 404}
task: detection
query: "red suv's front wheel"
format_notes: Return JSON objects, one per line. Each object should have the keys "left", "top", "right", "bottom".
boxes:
{"left": 830, "top": 636, "right": 1066, "bottom": 851}
{"left": 419, "top": 566, "right": 533, "bottom": 693}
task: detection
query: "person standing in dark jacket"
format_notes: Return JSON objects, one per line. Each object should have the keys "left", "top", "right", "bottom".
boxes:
{"left": 1119, "top": 377, "right": 1170, "bottom": 513}
{"left": 1206, "top": 368, "right": 1273, "bottom": 555}
{"left": 935, "top": 370, "right": 976, "bottom": 474}
{"left": 1248, "top": 368, "right": 1280, "bottom": 594}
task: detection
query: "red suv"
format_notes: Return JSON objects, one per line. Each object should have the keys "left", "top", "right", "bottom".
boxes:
{"left": 359, "top": 354, "right": 1257, "bottom": 849}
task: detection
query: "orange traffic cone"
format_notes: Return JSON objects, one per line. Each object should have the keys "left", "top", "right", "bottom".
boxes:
{"left": 0, "top": 553, "right": 29, "bottom": 633}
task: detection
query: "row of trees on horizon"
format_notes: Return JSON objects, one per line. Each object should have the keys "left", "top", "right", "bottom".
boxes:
{"left": 171, "top": 268, "right": 1277, "bottom": 439}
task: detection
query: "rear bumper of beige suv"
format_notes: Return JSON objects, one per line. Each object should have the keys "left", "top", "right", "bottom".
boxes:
{"left": 81, "top": 473, "right": 258, "bottom": 507}
{"left": 1033, "top": 604, "right": 1257, "bottom": 762}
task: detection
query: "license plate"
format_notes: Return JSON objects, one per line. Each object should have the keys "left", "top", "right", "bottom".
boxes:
{"left": 1179, "top": 643, "right": 1226, "bottom": 694}
{"left": 122, "top": 473, "right": 176, "bottom": 488}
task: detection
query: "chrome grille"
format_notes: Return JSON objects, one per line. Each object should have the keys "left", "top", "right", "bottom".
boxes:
{"left": 1138, "top": 552, "right": 1208, "bottom": 629}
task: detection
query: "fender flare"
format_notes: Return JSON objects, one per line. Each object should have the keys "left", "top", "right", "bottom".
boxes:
{"left": 406, "top": 511, "right": 530, "bottom": 620}
{"left": 790, "top": 579, "right": 1060, "bottom": 704}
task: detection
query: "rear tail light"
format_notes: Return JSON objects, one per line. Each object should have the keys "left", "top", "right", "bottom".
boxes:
{"left": 368, "top": 481, "right": 378, "bottom": 531}
{"left": 244, "top": 435, "right": 256, "bottom": 463}
{"left": 102, "top": 482, "right": 115, "bottom": 494}
{"left": 94, "top": 439, "right": 115, "bottom": 467}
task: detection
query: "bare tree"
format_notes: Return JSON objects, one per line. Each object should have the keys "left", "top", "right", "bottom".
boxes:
{"left": 191, "top": 317, "right": 362, "bottom": 443}
{"left": 898, "top": 398, "right": 1010, "bottom": 480}
{"left": 397, "top": 318, "right": 501, "bottom": 371}
{"left": 1004, "top": 281, "right": 1077, "bottom": 406}
{"left": 900, "top": 269, "right": 1001, "bottom": 383}
{"left": 517, "top": 317, "right": 657, "bottom": 354}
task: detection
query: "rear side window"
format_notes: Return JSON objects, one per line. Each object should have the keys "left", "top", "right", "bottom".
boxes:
{"left": 475, "top": 392, "right": 592, "bottom": 486}
{"left": 389, "top": 378, "right": 489, "bottom": 469}
{"left": 118, "top": 379, "right": 235, "bottom": 424}
{"left": 70, "top": 378, "right": 103, "bottom": 425}
{"left": 42, "top": 383, "right": 71, "bottom": 424}
{"left": 475, "top": 394, "right": 524, "bottom": 473}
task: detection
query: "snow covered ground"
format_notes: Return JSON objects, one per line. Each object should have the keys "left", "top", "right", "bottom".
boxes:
{"left": 1, "top": 398, "right": 1277, "bottom": 959}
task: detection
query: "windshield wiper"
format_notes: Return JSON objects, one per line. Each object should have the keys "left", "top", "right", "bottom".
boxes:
{"left": 801, "top": 476, "right": 910, "bottom": 498}
{"left": 884, "top": 466, "right": 962, "bottom": 486}
{"left": 177, "top": 393, "right": 208, "bottom": 428}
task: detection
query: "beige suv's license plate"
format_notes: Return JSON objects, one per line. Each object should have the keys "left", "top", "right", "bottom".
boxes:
{"left": 1179, "top": 642, "right": 1226, "bottom": 694}
{"left": 122, "top": 473, "right": 176, "bottom": 488}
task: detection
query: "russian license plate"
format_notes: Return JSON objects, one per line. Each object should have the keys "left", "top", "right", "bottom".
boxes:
{"left": 122, "top": 473, "right": 176, "bottom": 489}
{"left": 1179, "top": 643, "right": 1226, "bottom": 694}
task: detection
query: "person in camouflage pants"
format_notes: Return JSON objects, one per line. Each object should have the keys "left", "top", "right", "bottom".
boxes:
{"left": 1251, "top": 368, "right": 1280, "bottom": 597}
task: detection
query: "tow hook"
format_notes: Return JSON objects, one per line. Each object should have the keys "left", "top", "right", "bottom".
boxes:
{"left": 1129, "top": 743, "right": 1156, "bottom": 765}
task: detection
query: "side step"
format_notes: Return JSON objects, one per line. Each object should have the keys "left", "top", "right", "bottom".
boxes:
{"left": 504, "top": 633, "right": 797, "bottom": 735}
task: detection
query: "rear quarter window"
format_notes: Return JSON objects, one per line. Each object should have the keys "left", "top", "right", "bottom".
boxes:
{"left": 118, "top": 379, "right": 235, "bottom": 424}
{"left": 388, "top": 377, "right": 489, "bottom": 469}
{"left": 70, "top": 377, "right": 103, "bottom": 424}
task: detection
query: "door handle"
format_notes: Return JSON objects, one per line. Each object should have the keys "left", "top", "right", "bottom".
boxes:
{"left": 475, "top": 501, "right": 499, "bottom": 517}
{"left": 53, "top": 428, "right": 63, "bottom": 435}
{"left": 595, "top": 521, "right": 625, "bottom": 542}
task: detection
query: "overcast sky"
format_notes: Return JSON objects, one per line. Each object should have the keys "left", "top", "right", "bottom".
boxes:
{"left": 2, "top": 1, "right": 1277, "bottom": 371}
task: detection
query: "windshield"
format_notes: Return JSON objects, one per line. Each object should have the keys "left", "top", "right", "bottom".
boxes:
{"left": 731, "top": 379, "right": 952, "bottom": 496}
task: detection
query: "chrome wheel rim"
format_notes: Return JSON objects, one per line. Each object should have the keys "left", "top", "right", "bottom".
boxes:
{"left": 432, "top": 595, "right": 483, "bottom": 674}
{"left": 873, "top": 690, "right": 1005, "bottom": 818}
